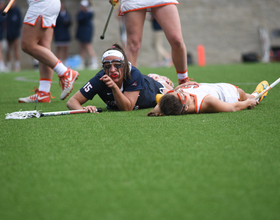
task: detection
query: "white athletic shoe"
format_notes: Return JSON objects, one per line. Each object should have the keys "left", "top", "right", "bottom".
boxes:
{"left": 18, "top": 89, "right": 52, "bottom": 103}
{"left": 59, "top": 68, "right": 79, "bottom": 100}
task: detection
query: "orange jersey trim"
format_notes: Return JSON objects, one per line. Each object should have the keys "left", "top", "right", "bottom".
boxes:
{"left": 119, "top": 3, "right": 180, "bottom": 15}
{"left": 190, "top": 94, "right": 197, "bottom": 113}
{"left": 190, "top": 93, "right": 210, "bottom": 114}
{"left": 199, "top": 94, "right": 210, "bottom": 113}
{"left": 228, "top": 83, "right": 240, "bottom": 101}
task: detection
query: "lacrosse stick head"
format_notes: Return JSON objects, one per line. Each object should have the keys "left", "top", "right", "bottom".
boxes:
{"left": 5, "top": 110, "right": 41, "bottom": 119}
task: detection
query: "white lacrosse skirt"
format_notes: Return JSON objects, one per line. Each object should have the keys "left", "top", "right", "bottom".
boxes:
{"left": 24, "top": 0, "right": 61, "bottom": 28}
{"left": 120, "top": 0, "right": 179, "bottom": 15}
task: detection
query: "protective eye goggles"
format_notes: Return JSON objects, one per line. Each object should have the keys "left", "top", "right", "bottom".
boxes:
{"left": 102, "top": 59, "right": 123, "bottom": 70}
{"left": 167, "top": 88, "right": 187, "bottom": 115}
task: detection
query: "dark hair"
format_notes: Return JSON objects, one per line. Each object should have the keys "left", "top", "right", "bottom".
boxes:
{"left": 103, "top": 43, "right": 131, "bottom": 80}
{"left": 147, "top": 94, "right": 183, "bottom": 116}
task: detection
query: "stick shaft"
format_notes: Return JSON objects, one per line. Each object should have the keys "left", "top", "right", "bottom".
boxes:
{"left": 41, "top": 109, "right": 88, "bottom": 117}
{"left": 100, "top": 5, "right": 114, "bottom": 39}
{"left": 40, "top": 108, "right": 102, "bottom": 117}
{"left": 254, "top": 78, "right": 280, "bottom": 100}
{"left": 2, "top": 0, "right": 15, "bottom": 16}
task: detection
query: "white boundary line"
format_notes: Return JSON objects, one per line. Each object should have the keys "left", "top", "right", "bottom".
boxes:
{"left": 14, "top": 74, "right": 263, "bottom": 86}
{"left": 14, "top": 75, "right": 86, "bottom": 84}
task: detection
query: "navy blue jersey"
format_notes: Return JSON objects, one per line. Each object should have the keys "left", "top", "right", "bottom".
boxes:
{"left": 0, "top": 14, "right": 6, "bottom": 40}
{"left": 6, "top": 6, "right": 22, "bottom": 41}
{"left": 76, "top": 10, "right": 94, "bottom": 43}
{"left": 151, "top": 16, "right": 162, "bottom": 31}
{"left": 80, "top": 66, "right": 164, "bottom": 110}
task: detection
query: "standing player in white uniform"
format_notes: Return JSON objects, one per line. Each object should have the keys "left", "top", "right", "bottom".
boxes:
{"left": 18, "top": 0, "right": 79, "bottom": 103}
{"left": 148, "top": 80, "right": 269, "bottom": 116}
{"left": 109, "top": 0, "right": 189, "bottom": 85}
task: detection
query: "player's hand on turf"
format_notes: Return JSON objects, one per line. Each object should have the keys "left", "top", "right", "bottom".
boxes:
{"left": 247, "top": 99, "right": 259, "bottom": 109}
{"left": 83, "top": 106, "right": 99, "bottom": 113}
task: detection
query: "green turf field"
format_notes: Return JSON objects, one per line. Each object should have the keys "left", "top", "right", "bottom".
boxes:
{"left": 1, "top": 63, "right": 280, "bottom": 220}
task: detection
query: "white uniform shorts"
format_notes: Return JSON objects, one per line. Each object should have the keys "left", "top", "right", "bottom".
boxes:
{"left": 120, "top": 0, "right": 179, "bottom": 15}
{"left": 24, "top": 0, "right": 61, "bottom": 28}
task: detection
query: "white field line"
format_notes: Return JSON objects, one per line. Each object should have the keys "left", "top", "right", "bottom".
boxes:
{"left": 15, "top": 75, "right": 259, "bottom": 85}
{"left": 15, "top": 75, "right": 86, "bottom": 84}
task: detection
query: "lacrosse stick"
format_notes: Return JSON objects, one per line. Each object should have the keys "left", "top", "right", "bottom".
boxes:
{"left": 2, "top": 0, "right": 14, "bottom": 16}
{"left": 254, "top": 78, "right": 280, "bottom": 100}
{"left": 5, "top": 108, "right": 102, "bottom": 119}
{"left": 100, "top": 5, "right": 114, "bottom": 40}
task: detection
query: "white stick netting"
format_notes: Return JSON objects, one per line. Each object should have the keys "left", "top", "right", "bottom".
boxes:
{"left": 5, "top": 110, "right": 41, "bottom": 119}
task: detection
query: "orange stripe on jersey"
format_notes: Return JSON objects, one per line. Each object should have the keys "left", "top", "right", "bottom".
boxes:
{"left": 189, "top": 94, "right": 197, "bottom": 113}
{"left": 199, "top": 94, "right": 210, "bottom": 113}
{"left": 228, "top": 83, "right": 240, "bottom": 101}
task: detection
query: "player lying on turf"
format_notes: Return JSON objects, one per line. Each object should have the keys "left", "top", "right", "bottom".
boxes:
{"left": 147, "top": 80, "right": 269, "bottom": 116}
{"left": 67, "top": 43, "right": 174, "bottom": 112}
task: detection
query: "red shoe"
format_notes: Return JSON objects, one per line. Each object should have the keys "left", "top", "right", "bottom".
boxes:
{"left": 18, "top": 89, "right": 52, "bottom": 103}
{"left": 59, "top": 68, "right": 79, "bottom": 100}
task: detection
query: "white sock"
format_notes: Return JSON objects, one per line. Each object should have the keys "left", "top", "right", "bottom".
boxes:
{"left": 177, "top": 70, "right": 188, "bottom": 80}
{"left": 91, "top": 57, "right": 97, "bottom": 64}
{"left": 39, "top": 79, "right": 52, "bottom": 93}
{"left": 7, "top": 61, "right": 11, "bottom": 70}
{"left": 53, "top": 60, "right": 68, "bottom": 76}
{"left": 15, "top": 61, "right": 20, "bottom": 69}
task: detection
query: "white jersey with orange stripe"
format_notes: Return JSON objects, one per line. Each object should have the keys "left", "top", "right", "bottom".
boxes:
{"left": 180, "top": 83, "right": 240, "bottom": 113}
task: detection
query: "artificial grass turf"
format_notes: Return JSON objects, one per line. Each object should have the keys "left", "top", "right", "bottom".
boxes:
{"left": 0, "top": 63, "right": 280, "bottom": 220}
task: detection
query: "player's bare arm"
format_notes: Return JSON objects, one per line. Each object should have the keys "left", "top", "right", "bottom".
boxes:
{"left": 201, "top": 96, "right": 259, "bottom": 113}
{"left": 67, "top": 91, "right": 99, "bottom": 113}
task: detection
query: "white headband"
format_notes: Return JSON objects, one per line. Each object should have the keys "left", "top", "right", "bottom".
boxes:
{"left": 102, "top": 50, "right": 124, "bottom": 62}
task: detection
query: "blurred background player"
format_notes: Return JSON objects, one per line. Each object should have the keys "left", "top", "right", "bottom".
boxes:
{"left": 5, "top": 1, "right": 21, "bottom": 72}
{"left": 19, "top": 0, "right": 79, "bottom": 103}
{"left": 109, "top": 0, "right": 189, "bottom": 85}
{"left": 0, "top": 0, "right": 7, "bottom": 72}
{"left": 76, "top": 0, "right": 98, "bottom": 70}
{"left": 150, "top": 13, "right": 172, "bottom": 67}
{"left": 117, "top": 4, "right": 126, "bottom": 50}
{"left": 54, "top": 1, "right": 72, "bottom": 66}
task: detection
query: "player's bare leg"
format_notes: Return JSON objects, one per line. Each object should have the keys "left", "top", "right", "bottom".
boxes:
{"left": 124, "top": 10, "right": 146, "bottom": 67}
